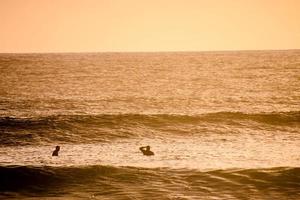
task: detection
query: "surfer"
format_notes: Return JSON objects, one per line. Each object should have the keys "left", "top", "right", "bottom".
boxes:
{"left": 52, "top": 146, "right": 60, "bottom": 156}
{"left": 139, "top": 145, "right": 154, "bottom": 156}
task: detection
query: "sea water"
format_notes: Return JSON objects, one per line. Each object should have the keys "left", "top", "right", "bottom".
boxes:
{"left": 0, "top": 51, "right": 299, "bottom": 199}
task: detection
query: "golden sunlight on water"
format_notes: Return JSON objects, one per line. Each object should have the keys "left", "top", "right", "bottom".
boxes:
{"left": 1, "top": 132, "right": 299, "bottom": 169}
{"left": 0, "top": 51, "right": 299, "bottom": 199}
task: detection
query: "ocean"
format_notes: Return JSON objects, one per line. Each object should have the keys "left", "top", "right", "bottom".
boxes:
{"left": 0, "top": 50, "right": 299, "bottom": 199}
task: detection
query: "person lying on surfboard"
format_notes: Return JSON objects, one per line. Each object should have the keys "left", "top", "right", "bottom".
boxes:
{"left": 139, "top": 145, "right": 154, "bottom": 156}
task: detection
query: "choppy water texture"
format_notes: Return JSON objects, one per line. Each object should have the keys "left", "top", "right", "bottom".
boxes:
{"left": 0, "top": 51, "right": 300, "bottom": 199}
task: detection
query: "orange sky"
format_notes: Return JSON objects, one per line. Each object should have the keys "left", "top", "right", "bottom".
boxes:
{"left": 0, "top": 0, "right": 299, "bottom": 53}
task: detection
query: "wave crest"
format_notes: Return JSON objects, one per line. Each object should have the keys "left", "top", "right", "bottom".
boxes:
{"left": 1, "top": 111, "right": 299, "bottom": 127}
{"left": 0, "top": 111, "right": 299, "bottom": 145}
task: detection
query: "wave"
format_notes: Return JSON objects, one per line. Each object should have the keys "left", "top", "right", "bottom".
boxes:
{"left": 1, "top": 165, "right": 300, "bottom": 198}
{"left": 1, "top": 111, "right": 299, "bottom": 128}
{"left": 0, "top": 111, "right": 299, "bottom": 146}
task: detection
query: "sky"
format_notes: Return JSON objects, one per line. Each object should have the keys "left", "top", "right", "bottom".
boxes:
{"left": 0, "top": 0, "right": 299, "bottom": 53}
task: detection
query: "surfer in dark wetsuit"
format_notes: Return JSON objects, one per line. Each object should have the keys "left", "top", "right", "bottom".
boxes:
{"left": 139, "top": 145, "right": 154, "bottom": 156}
{"left": 52, "top": 146, "right": 60, "bottom": 156}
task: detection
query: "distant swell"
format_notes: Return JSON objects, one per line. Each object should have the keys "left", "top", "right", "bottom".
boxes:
{"left": 1, "top": 165, "right": 299, "bottom": 198}
{"left": 1, "top": 111, "right": 299, "bottom": 127}
{"left": 0, "top": 111, "right": 299, "bottom": 146}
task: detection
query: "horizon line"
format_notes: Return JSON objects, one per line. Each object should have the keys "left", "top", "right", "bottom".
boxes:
{"left": 0, "top": 48, "right": 299, "bottom": 54}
